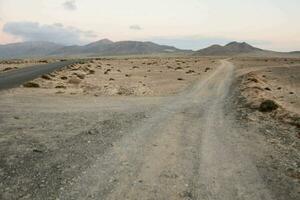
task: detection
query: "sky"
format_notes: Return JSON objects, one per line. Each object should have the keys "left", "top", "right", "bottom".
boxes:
{"left": 0, "top": 0, "right": 299, "bottom": 51}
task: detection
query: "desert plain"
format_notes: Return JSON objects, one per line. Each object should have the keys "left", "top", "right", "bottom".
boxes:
{"left": 0, "top": 55, "right": 299, "bottom": 200}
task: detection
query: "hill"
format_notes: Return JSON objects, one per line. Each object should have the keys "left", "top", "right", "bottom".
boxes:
{"left": 194, "top": 41, "right": 263, "bottom": 56}
{"left": 0, "top": 41, "right": 63, "bottom": 59}
{"left": 49, "top": 40, "right": 183, "bottom": 56}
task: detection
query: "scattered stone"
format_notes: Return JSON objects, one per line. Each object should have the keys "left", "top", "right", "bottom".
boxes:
{"left": 248, "top": 77, "right": 258, "bottom": 83}
{"left": 205, "top": 67, "right": 211, "bottom": 72}
{"left": 60, "top": 76, "right": 68, "bottom": 80}
{"left": 264, "top": 87, "right": 271, "bottom": 91}
{"left": 55, "top": 85, "right": 66, "bottom": 89}
{"left": 74, "top": 72, "right": 85, "bottom": 79}
{"left": 104, "top": 69, "right": 111, "bottom": 75}
{"left": 88, "top": 69, "right": 95, "bottom": 74}
{"left": 32, "top": 149, "right": 43, "bottom": 153}
{"left": 186, "top": 70, "right": 195, "bottom": 74}
{"left": 68, "top": 77, "right": 81, "bottom": 84}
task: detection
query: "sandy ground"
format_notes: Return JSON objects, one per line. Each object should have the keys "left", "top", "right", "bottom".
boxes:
{"left": 7, "top": 57, "right": 218, "bottom": 97}
{"left": 0, "top": 56, "right": 299, "bottom": 200}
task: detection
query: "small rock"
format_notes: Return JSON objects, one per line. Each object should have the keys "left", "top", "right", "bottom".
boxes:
{"left": 88, "top": 69, "right": 95, "bottom": 74}
{"left": 205, "top": 67, "right": 211, "bottom": 72}
{"left": 55, "top": 85, "right": 66, "bottom": 89}
{"left": 264, "top": 87, "right": 271, "bottom": 91}
{"left": 68, "top": 77, "right": 81, "bottom": 84}
{"left": 33, "top": 149, "right": 43, "bottom": 153}
{"left": 75, "top": 73, "right": 85, "bottom": 79}
{"left": 60, "top": 76, "right": 68, "bottom": 80}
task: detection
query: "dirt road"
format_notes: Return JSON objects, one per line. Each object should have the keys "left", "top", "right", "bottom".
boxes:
{"left": 60, "top": 60, "right": 271, "bottom": 200}
{"left": 0, "top": 60, "right": 298, "bottom": 200}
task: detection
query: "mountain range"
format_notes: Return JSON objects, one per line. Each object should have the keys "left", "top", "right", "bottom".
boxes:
{"left": 0, "top": 39, "right": 186, "bottom": 59}
{"left": 0, "top": 40, "right": 298, "bottom": 59}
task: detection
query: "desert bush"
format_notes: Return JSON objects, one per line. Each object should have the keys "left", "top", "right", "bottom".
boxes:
{"left": 41, "top": 74, "right": 52, "bottom": 80}
{"left": 23, "top": 82, "right": 40, "bottom": 88}
{"left": 259, "top": 100, "right": 279, "bottom": 112}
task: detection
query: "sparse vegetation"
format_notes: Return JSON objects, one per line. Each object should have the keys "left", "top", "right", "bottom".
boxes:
{"left": 23, "top": 81, "right": 40, "bottom": 88}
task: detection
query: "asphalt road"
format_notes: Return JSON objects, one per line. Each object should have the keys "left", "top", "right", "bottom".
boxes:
{"left": 0, "top": 60, "right": 78, "bottom": 90}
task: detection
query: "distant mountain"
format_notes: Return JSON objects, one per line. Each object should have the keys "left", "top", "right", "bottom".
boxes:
{"left": 1, "top": 40, "right": 297, "bottom": 59}
{"left": 0, "top": 39, "right": 186, "bottom": 59}
{"left": 51, "top": 39, "right": 115, "bottom": 56}
{"left": 194, "top": 41, "right": 263, "bottom": 56}
{"left": 49, "top": 40, "right": 183, "bottom": 56}
{"left": 0, "top": 41, "right": 63, "bottom": 59}
{"left": 290, "top": 51, "right": 300, "bottom": 54}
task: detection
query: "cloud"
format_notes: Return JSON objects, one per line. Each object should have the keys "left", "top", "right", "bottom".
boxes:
{"left": 129, "top": 25, "right": 142, "bottom": 30}
{"left": 3, "top": 21, "right": 97, "bottom": 45}
{"left": 63, "top": 0, "right": 77, "bottom": 11}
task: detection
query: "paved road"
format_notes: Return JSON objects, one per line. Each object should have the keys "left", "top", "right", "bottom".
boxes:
{"left": 0, "top": 60, "right": 78, "bottom": 90}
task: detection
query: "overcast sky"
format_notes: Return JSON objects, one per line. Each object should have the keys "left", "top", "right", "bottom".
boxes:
{"left": 0, "top": 0, "right": 299, "bottom": 51}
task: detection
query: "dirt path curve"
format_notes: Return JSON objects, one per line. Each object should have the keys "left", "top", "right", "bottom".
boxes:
{"left": 60, "top": 60, "right": 273, "bottom": 200}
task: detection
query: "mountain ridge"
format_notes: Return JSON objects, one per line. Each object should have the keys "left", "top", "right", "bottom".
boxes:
{"left": 0, "top": 39, "right": 186, "bottom": 59}
{"left": 0, "top": 40, "right": 299, "bottom": 59}
{"left": 194, "top": 41, "right": 263, "bottom": 56}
